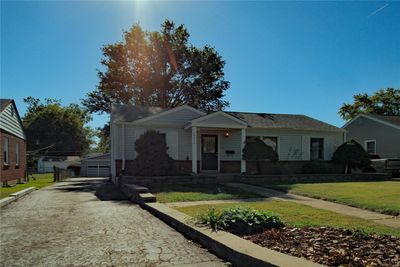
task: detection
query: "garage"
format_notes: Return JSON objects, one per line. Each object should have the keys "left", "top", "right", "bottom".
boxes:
{"left": 81, "top": 153, "right": 110, "bottom": 177}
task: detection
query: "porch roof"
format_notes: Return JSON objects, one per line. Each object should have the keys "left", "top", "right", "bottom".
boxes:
{"left": 184, "top": 111, "right": 248, "bottom": 129}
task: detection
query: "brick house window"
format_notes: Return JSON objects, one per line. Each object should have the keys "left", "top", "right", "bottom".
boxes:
{"left": 16, "top": 142, "right": 20, "bottom": 166}
{"left": 365, "top": 140, "right": 376, "bottom": 154}
{"left": 3, "top": 137, "right": 9, "bottom": 165}
{"left": 310, "top": 138, "right": 324, "bottom": 160}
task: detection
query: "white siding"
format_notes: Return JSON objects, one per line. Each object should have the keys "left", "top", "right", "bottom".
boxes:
{"left": 246, "top": 129, "right": 343, "bottom": 161}
{"left": 280, "top": 135, "right": 303, "bottom": 160}
{"left": 178, "top": 129, "right": 192, "bottom": 160}
{"left": 125, "top": 125, "right": 135, "bottom": 160}
{"left": 113, "top": 124, "right": 123, "bottom": 159}
{"left": 220, "top": 130, "right": 241, "bottom": 161}
{"left": 0, "top": 104, "right": 25, "bottom": 140}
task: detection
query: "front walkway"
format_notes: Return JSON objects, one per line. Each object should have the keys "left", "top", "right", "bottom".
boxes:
{"left": 168, "top": 183, "right": 400, "bottom": 229}
{"left": 0, "top": 178, "right": 225, "bottom": 267}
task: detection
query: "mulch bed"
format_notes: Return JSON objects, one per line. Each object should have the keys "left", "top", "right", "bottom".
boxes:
{"left": 243, "top": 227, "right": 400, "bottom": 266}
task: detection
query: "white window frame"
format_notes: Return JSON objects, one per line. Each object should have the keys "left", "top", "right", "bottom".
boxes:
{"left": 3, "top": 137, "right": 9, "bottom": 165}
{"left": 364, "top": 140, "right": 376, "bottom": 154}
{"left": 16, "top": 142, "right": 20, "bottom": 166}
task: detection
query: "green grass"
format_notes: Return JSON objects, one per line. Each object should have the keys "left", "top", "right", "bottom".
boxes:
{"left": 268, "top": 181, "right": 400, "bottom": 215}
{"left": 0, "top": 173, "right": 54, "bottom": 199}
{"left": 153, "top": 184, "right": 261, "bottom": 203}
{"left": 176, "top": 200, "right": 400, "bottom": 237}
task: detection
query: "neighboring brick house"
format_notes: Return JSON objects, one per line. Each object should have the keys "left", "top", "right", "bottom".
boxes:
{"left": 0, "top": 99, "right": 27, "bottom": 186}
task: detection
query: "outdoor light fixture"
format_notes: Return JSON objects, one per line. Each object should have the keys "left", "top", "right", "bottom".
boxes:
{"left": 224, "top": 130, "right": 230, "bottom": 138}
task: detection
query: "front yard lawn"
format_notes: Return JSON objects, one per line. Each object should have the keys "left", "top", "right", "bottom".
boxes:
{"left": 0, "top": 173, "right": 54, "bottom": 199}
{"left": 176, "top": 200, "right": 400, "bottom": 237}
{"left": 153, "top": 184, "right": 261, "bottom": 203}
{"left": 268, "top": 181, "right": 400, "bottom": 215}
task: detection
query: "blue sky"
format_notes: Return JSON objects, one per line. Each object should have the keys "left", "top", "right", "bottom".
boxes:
{"left": 1, "top": 1, "right": 399, "bottom": 129}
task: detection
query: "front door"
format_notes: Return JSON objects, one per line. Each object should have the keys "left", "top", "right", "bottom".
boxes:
{"left": 201, "top": 135, "right": 218, "bottom": 171}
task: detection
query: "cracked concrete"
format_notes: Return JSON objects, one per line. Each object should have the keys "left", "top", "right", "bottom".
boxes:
{"left": 0, "top": 178, "right": 226, "bottom": 267}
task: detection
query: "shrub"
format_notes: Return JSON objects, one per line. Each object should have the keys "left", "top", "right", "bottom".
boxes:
{"left": 243, "top": 139, "right": 278, "bottom": 174}
{"left": 302, "top": 160, "right": 339, "bottom": 174}
{"left": 196, "top": 206, "right": 284, "bottom": 235}
{"left": 126, "top": 130, "right": 178, "bottom": 176}
{"left": 332, "top": 140, "right": 371, "bottom": 174}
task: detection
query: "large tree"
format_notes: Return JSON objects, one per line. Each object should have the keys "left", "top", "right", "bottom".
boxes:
{"left": 95, "top": 123, "right": 110, "bottom": 153}
{"left": 82, "top": 20, "right": 230, "bottom": 114}
{"left": 339, "top": 88, "right": 400, "bottom": 120}
{"left": 23, "top": 97, "right": 93, "bottom": 155}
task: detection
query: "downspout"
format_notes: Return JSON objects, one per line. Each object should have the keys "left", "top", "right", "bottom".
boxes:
{"left": 122, "top": 123, "right": 125, "bottom": 171}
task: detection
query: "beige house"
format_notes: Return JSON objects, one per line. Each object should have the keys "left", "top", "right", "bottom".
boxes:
{"left": 343, "top": 114, "right": 400, "bottom": 158}
{"left": 110, "top": 104, "right": 345, "bottom": 178}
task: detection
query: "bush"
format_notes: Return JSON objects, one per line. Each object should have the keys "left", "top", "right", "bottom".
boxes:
{"left": 243, "top": 139, "right": 278, "bottom": 174}
{"left": 126, "top": 130, "right": 178, "bottom": 176}
{"left": 196, "top": 206, "right": 284, "bottom": 235}
{"left": 302, "top": 160, "right": 339, "bottom": 174}
{"left": 332, "top": 140, "right": 371, "bottom": 174}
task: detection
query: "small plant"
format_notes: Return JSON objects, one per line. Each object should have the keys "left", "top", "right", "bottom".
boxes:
{"left": 196, "top": 206, "right": 284, "bottom": 234}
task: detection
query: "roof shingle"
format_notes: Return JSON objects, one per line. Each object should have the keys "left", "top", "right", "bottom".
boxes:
{"left": 226, "top": 111, "right": 343, "bottom": 132}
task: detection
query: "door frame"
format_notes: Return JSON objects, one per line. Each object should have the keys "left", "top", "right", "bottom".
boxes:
{"left": 200, "top": 134, "right": 220, "bottom": 172}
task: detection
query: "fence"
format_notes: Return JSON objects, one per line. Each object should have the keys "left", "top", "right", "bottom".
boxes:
{"left": 53, "top": 167, "right": 73, "bottom": 182}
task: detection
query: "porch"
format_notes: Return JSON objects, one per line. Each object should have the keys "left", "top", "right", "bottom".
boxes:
{"left": 184, "top": 111, "right": 248, "bottom": 174}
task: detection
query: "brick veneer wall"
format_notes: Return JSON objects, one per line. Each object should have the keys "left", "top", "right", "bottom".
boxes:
{"left": 0, "top": 131, "right": 27, "bottom": 186}
{"left": 116, "top": 160, "right": 342, "bottom": 176}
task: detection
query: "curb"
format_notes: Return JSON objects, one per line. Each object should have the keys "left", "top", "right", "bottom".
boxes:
{"left": 0, "top": 187, "right": 37, "bottom": 208}
{"left": 142, "top": 202, "right": 323, "bottom": 267}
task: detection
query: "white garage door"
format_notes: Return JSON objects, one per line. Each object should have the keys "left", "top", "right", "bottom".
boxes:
{"left": 87, "top": 164, "right": 110, "bottom": 177}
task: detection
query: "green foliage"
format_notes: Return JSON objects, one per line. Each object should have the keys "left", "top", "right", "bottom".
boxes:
{"left": 126, "top": 130, "right": 178, "bottom": 176}
{"left": 339, "top": 88, "right": 400, "bottom": 120}
{"left": 178, "top": 200, "right": 400, "bottom": 237}
{"left": 243, "top": 138, "right": 278, "bottom": 173}
{"left": 272, "top": 181, "right": 400, "bottom": 216}
{"left": 22, "top": 97, "right": 93, "bottom": 155}
{"left": 332, "top": 140, "right": 371, "bottom": 173}
{"left": 83, "top": 20, "right": 230, "bottom": 114}
{"left": 302, "top": 160, "right": 340, "bottom": 174}
{"left": 196, "top": 206, "right": 284, "bottom": 234}
{"left": 95, "top": 123, "right": 110, "bottom": 152}
{"left": 0, "top": 173, "right": 54, "bottom": 199}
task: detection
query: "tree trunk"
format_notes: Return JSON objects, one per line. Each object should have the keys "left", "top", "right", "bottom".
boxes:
{"left": 256, "top": 160, "right": 261, "bottom": 174}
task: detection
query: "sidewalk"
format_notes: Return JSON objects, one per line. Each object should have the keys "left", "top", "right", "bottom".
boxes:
{"left": 168, "top": 182, "right": 400, "bottom": 229}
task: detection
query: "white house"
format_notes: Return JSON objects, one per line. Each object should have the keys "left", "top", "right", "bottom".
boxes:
{"left": 37, "top": 156, "right": 81, "bottom": 173}
{"left": 110, "top": 104, "right": 345, "bottom": 178}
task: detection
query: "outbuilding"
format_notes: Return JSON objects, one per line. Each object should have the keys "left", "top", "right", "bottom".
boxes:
{"left": 80, "top": 153, "right": 110, "bottom": 177}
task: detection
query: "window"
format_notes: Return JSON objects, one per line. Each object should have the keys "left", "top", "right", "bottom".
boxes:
{"left": 365, "top": 140, "right": 376, "bottom": 154}
{"left": 3, "top": 138, "right": 9, "bottom": 165}
{"left": 16, "top": 142, "right": 20, "bottom": 166}
{"left": 246, "top": 136, "right": 278, "bottom": 151}
{"left": 310, "top": 138, "right": 324, "bottom": 160}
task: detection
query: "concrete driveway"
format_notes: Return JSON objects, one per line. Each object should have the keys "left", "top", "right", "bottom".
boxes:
{"left": 0, "top": 178, "right": 225, "bottom": 267}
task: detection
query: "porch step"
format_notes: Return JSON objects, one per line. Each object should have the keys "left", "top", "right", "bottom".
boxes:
{"left": 125, "top": 184, "right": 149, "bottom": 193}
{"left": 139, "top": 193, "right": 157, "bottom": 203}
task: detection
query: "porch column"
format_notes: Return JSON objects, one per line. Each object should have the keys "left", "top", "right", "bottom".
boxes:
{"left": 192, "top": 126, "right": 198, "bottom": 174}
{"left": 241, "top": 128, "right": 246, "bottom": 173}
